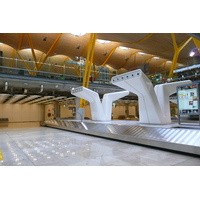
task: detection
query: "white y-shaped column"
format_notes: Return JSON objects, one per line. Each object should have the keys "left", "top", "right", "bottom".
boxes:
{"left": 111, "top": 69, "right": 166, "bottom": 124}
{"left": 102, "top": 90, "right": 129, "bottom": 120}
{"left": 154, "top": 80, "right": 192, "bottom": 124}
{"left": 71, "top": 86, "right": 105, "bottom": 120}
{"left": 71, "top": 86, "right": 129, "bottom": 121}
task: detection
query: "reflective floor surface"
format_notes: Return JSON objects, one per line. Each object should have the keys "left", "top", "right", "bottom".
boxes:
{"left": 0, "top": 122, "right": 200, "bottom": 166}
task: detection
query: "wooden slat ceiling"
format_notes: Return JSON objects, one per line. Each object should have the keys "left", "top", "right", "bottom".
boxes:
{"left": 0, "top": 33, "right": 198, "bottom": 74}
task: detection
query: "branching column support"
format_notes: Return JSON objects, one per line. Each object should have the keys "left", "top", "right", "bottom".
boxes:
{"left": 10, "top": 49, "right": 16, "bottom": 67}
{"left": 101, "top": 46, "right": 119, "bottom": 66}
{"left": 168, "top": 34, "right": 192, "bottom": 78}
{"left": 144, "top": 56, "right": 154, "bottom": 64}
{"left": 121, "top": 51, "right": 139, "bottom": 69}
{"left": 27, "top": 33, "right": 39, "bottom": 71}
{"left": 14, "top": 33, "right": 33, "bottom": 75}
{"left": 192, "top": 37, "right": 200, "bottom": 54}
{"left": 15, "top": 50, "right": 33, "bottom": 75}
{"left": 37, "top": 33, "right": 62, "bottom": 71}
{"left": 79, "top": 33, "right": 97, "bottom": 108}
{"left": 62, "top": 57, "right": 81, "bottom": 76}
{"left": 10, "top": 33, "right": 24, "bottom": 68}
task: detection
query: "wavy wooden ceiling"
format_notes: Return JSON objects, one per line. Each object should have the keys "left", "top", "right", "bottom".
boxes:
{"left": 0, "top": 33, "right": 198, "bottom": 74}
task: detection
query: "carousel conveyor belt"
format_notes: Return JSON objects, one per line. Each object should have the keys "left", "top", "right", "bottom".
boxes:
{"left": 44, "top": 119, "right": 200, "bottom": 156}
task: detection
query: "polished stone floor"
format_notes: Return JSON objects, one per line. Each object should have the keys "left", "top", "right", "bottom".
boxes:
{"left": 0, "top": 122, "right": 200, "bottom": 166}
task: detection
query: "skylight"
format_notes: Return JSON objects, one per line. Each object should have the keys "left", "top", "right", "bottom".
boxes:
{"left": 71, "top": 33, "right": 86, "bottom": 37}
{"left": 137, "top": 52, "right": 146, "bottom": 55}
{"left": 97, "top": 39, "right": 111, "bottom": 44}
{"left": 119, "top": 46, "right": 130, "bottom": 50}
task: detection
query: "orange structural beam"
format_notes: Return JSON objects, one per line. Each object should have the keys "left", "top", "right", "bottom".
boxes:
{"left": 37, "top": 33, "right": 62, "bottom": 71}
{"left": 151, "top": 36, "right": 192, "bottom": 54}
{"left": 16, "top": 50, "right": 33, "bottom": 75}
{"left": 26, "top": 33, "right": 39, "bottom": 71}
{"left": 9, "top": 49, "right": 16, "bottom": 67}
{"left": 128, "top": 33, "right": 153, "bottom": 44}
{"left": 62, "top": 57, "right": 81, "bottom": 76}
{"left": 120, "top": 51, "right": 139, "bottom": 68}
{"left": 168, "top": 34, "right": 192, "bottom": 78}
{"left": 80, "top": 33, "right": 97, "bottom": 108}
{"left": 17, "top": 33, "right": 24, "bottom": 50}
{"left": 192, "top": 37, "right": 200, "bottom": 54}
{"left": 101, "top": 34, "right": 153, "bottom": 66}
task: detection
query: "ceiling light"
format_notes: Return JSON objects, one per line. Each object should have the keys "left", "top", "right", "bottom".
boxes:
{"left": 166, "top": 61, "right": 172, "bottom": 63}
{"left": 71, "top": 33, "right": 86, "bottom": 37}
{"left": 189, "top": 51, "right": 195, "bottom": 57}
{"left": 137, "top": 52, "right": 146, "bottom": 55}
{"left": 97, "top": 39, "right": 111, "bottom": 44}
{"left": 119, "top": 46, "right": 130, "bottom": 50}
{"left": 153, "top": 57, "right": 160, "bottom": 60}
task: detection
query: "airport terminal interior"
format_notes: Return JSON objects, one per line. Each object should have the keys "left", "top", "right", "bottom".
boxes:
{"left": 1, "top": 33, "right": 200, "bottom": 166}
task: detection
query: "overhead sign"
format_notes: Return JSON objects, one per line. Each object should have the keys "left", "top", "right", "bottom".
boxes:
{"left": 177, "top": 84, "right": 199, "bottom": 115}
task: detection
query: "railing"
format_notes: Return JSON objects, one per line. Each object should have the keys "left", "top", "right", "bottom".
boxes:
{"left": 0, "top": 56, "right": 116, "bottom": 84}
{"left": 0, "top": 65, "right": 81, "bottom": 81}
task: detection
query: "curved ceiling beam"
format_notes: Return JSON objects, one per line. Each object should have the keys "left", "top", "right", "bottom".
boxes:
{"left": 144, "top": 56, "right": 154, "bottom": 64}
{"left": 120, "top": 51, "right": 139, "bottom": 68}
{"left": 149, "top": 36, "right": 192, "bottom": 54}
{"left": 101, "top": 34, "right": 154, "bottom": 66}
{"left": 124, "top": 33, "right": 154, "bottom": 44}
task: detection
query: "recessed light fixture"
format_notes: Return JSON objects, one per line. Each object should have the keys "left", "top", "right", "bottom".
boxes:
{"left": 137, "top": 52, "right": 146, "bottom": 55}
{"left": 71, "top": 33, "right": 86, "bottom": 37}
{"left": 166, "top": 61, "right": 172, "bottom": 63}
{"left": 97, "top": 39, "right": 111, "bottom": 44}
{"left": 119, "top": 46, "right": 130, "bottom": 50}
{"left": 153, "top": 57, "right": 160, "bottom": 60}
{"left": 189, "top": 51, "right": 195, "bottom": 57}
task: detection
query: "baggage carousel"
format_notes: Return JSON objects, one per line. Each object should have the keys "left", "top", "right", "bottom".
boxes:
{"left": 44, "top": 119, "right": 200, "bottom": 156}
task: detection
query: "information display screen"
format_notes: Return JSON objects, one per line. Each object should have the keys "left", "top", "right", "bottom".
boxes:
{"left": 177, "top": 84, "right": 199, "bottom": 115}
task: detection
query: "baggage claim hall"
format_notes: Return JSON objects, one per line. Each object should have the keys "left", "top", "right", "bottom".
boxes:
{"left": 1, "top": 33, "right": 200, "bottom": 166}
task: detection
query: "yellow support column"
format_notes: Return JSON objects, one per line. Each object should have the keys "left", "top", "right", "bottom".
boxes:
{"left": 192, "top": 37, "right": 200, "bottom": 53}
{"left": 10, "top": 49, "right": 16, "bottom": 67}
{"left": 16, "top": 50, "right": 33, "bottom": 75}
{"left": 37, "top": 33, "right": 62, "bottom": 71}
{"left": 168, "top": 34, "right": 192, "bottom": 79}
{"left": 0, "top": 150, "right": 3, "bottom": 160}
{"left": 80, "top": 33, "right": 97, "bottom": 108}
{"left": 27, "top": 33, "right": 39, "bottom": 71}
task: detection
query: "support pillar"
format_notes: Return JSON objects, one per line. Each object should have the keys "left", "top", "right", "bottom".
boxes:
{"left": 168, "top": 34, "right": 192, "bottom": 79}
{"left": 76, "top": 97, "right": 84, "bottom": 121}
{"left": 54, "top": 101, "right": 60, "bottom": 118}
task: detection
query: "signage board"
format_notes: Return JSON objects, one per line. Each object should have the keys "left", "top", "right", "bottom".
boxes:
{"left": 177, "top": 84, "right": 199, "bottom": 115}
